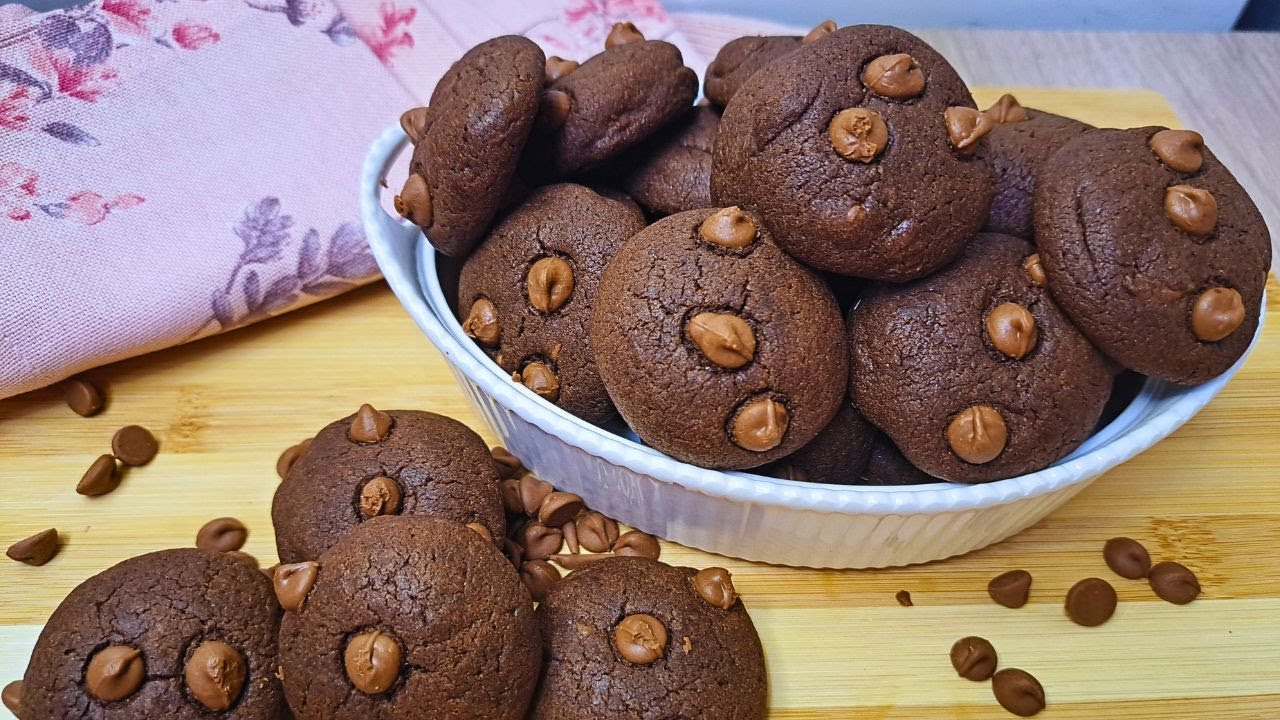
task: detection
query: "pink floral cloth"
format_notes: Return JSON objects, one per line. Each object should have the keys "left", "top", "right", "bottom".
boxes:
{"left": 0, "top": 0, "right": 705, "bottom": 399}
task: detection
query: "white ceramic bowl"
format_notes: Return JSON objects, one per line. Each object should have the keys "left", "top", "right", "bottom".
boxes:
{"left": 361, "top": 126, "right": 1263, "bottom": 568}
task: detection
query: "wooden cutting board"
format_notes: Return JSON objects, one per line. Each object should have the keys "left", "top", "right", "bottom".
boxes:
{"left": 2, "top": 89, "right": 1278, "bottom": 719}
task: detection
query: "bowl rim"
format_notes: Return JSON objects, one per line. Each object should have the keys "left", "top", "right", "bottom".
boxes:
{"left": 362, "top": 124, "right": 1263, "bottom": 516}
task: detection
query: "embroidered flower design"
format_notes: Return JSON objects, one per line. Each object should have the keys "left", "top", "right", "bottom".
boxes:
{"left": 27, "top": 46, "right": 120, "bottom": 103}
{"left": 0, "top": 81, "right": 35, "bottom": 131}
{"left": 100, "top": 0, "right": 151, "bottom": 37}
{"left": 0, "top": 162, "right": 39, "bottom": 221}
{"left": 357, "top": 2, "right": 415, "bottom": 65}
{"left": 172, "top": 22, "right": 221, "bottom": 50}
{"left": 37, "top": 191, "right": 144, "bottom": 225}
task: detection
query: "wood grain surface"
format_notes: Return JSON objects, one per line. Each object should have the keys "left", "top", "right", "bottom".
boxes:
{"left": 3, "top": 90, "right": 1278, "bottom": 718}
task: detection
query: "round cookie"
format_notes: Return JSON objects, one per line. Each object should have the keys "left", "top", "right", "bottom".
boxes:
{"left": 704, "top": 35, "right": 800, "bottom": 107}
{"left": 848, "top": 233, "right": 1114, "bottom": 483}
{"left": 619, "top": 105, "right": 720, "bottom": 216}
{"left": 860, "top": 431, "right": 935, "bottom": 486}
{"left": 22, "top": 548, "right": 284, "bottom": 719}
{"left": 530, "top": 557, "right": 766, "bottom": 720}
{"left": 1035, "top": 126, "right": 1271, "bottom": 384}
{"left": 712, "top": 24, "right": 995, "bottom": 281}
{"left": 398, "top": 35, "right": 545, "bottom": 257}
{"left": 758, "top": 402, "right": 876, "bottom": 484}
{"left": 277, "top": 517, "right": 539, "bottom": 720}
{"left": 975, "top": 94, "right": 1092, "bottom": 239}
{"left": 591, "top": 207, "right": 848, "bottom": 470}
{"left": 457, "top": 184, "right": 646, "bottom": 424}
{"left": 272, "top": 407, "right": 505, "bottom": 563}
{"left": 522, "top": 29, "right": 698, "bottom": 179}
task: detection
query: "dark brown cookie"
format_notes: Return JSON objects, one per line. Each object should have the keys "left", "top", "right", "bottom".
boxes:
{"left": 1035, "top": 126, "right": 1271, "bottom": 384}
{"left": 530, "top": 557, "right": 766, "bottom": 720}
{"left": 975, "top": 94, "right": 1092, "bottom": 239}
{"left": 859, "top": 431, "right": 935, "bottom": 485}
{"left": 278, "top": 517, "right": 539, "bottom": 719}
{"left": 758, "top": 402, "right": 876, "bottom": 484}
{"left": 703, "top": 35, "right": 800, "bottom": 107}
{"left": 523, "top": 37, "right": 698, "bottom": 179}
{"left": 272, "top": 409, "right": 504, "bottom": 563}
{"left": 619, "top": 105, "right": 720, "bottom": 216}
{"left": 712, "top": 24, "right": 995, "bottom": 281}
{"left": 457, "top": 184, "right": 646, "bottom": 424}
{"left": 591, "top": 207, "right": 848, "bottom": 469}
{"left": 22, "top": 548, "right": 284, "bottom": 719}
{"left": 849, "top": 233, "right": 1114, "bottom": 482}
{"left": 400, "top": 36, "right": 545, "bottom": 257}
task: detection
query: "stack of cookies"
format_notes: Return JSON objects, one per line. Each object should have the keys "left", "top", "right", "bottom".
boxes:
{"left": 398, "top": 21, "right": 1270, "bottom": 484}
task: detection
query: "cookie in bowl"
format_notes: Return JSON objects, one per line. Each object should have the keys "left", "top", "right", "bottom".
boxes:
{"left": 619, "top": 104, "right": 720, "bottom": 216}
{"left": 703, "top": 20, "right": 837, "bottom": 107}
{"left": 758, "top": 402, "right": 877, "bottom": 484}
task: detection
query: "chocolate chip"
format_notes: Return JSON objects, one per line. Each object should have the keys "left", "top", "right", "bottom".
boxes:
{"left": 64, "top": 378, "right": 104, "bottom": 417}
{"left": 992, "top": 668, "right": 1045, "bottom": 717}
{"left": 944, "top": 106, "right": 993, "bottom": 153}
{"left": 613, "top": 530, "right": 661, "bottom": 559}
{"left": 605, "top": 21, "right": 644, "bottom": 48}
{"left": 184, "top": 640, "right": 246, "bottom": 711}
{"left": 1023, "top": 253, "right": 1047, "bottom": 286}
{"left": 545, "top": 55, "right": 579, "bottom": 83}
{"left": 1164, "top": 184, "right": 1217, "bottom": 235}
{"left": 500, "top": 478, "right": 525, "bottom": 516}
{"left": 686, "top": 312, "right": 757, "bottom": 369}
{"left": 196, "top": 517, "right": 248, "bottom": 553}
{"left": 614, "top": 613, "right": 668, "bottom": 664}
{"left": 519, "top": 559, "right": 561, "bottom": 601}
{"left": 349, "top": 404, "right": 392, "bottom": 443}
{"left": 504, "top": 538, "right": 524, "bottom": 568}
{"left": 527, "top": 256, "right": 575, "bottom": 313}
{"left": 560, "top": 520, "right": 579, "bottom": 553}
{"left": 535, "top": 88, "right": 572, "bottom": 132}
{"left": 1149, "top": 129, "right": 1204, "bottom": 173}
{"left": 518, "top": 474, "right": 554, "bottom": 516}
{"left": 801, "top": 19, "right": 836, "bottom": 45}
{"left": 518, "top": 522, "right": 564, "bottom": 561}
{"left": 466, "top": 522, "right": 494, "bottom": 543}
{"left": 463, "top": 298, "right": 501, "bottom": 347}
{"left": 273, "top": 561, "right": 319, "bottom": 611}
{"left": 730, "top": 396, "right": 789, "bottom": 452}
{"left": 988, "top": 569, "right": 1032, "bottom": 609}
{"left": 895, "top": 589, "right": 913, "bottom": 607}
{"left": 276, "top": 438, "right": 313, "bottom": 480}
{"left": 862, "top": 53, "right": 925, "bottom": 99}
{"left": 2, "top": 680, "right": 22, "bottom": 717}
{"left": 829, "top": 107, "right": 888, "bottom": 162}
{"left": 517, "top": 362, "right": 560, "bottom": 403}
{"left": 693, "top": 567, "right": 737, "bottom": 609}
{"left": 76, "top": 454, "right": 120, "bottom": 497}
{"left": 947, "top": 405, "right": 1007, "bottom": 465}
{"left": 394, "top": 173, "right": 433, "bottom": 227}
{"left": 986, "top": 303, "right": 1039, "bottom": 360}
{"left": 490, "top": 446, "right": 523, "bottom": 479}
{"left": 539, "top": 491, "right": 584, "bottom": 527}
{"left": 1064, "top": 577, "right": 1117, "bottom": 627}
{"left": 1190, "top": 287, "right": 1245, "bottom": 342}
{"left": 111, "top": 424, "right": 157, "bottom": 466}
{"left": 984, "top": 93, "right": 1029, "bottom": 124}
{"left": 550, "top": 552, "right": 613, "bottom": 570}
{"left": 1148, "top": 561, "right": 1200, "bottom": 604}
{"left": 359, "top": 476, "right": 402, "bottom": 519}
{"left": 344, "top": 631, "right": 401, "bottom": 695}
{"left": 576, "top": 511, "right": 620, "bottom": 553}
{"left": 1103, "top": 537, "right": 1152, "bottom": 579}
{"left": 86, "top": 645, "right": 145, "bottom": 702}
{"left": 6, "top": 528, "right": 59, "bottom": 566}
{"left": 949, "top": 636, "right": 997, "bottom": 681}
{"left": 699, "top": 206, "right": 758, "bottom": 249}
{"left": 399, "top": 106, "right": 429, "bottom": 145}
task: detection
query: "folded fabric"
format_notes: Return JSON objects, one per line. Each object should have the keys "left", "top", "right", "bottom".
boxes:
{"left": 0, "top": 0, "right": 705, "bottom": 399}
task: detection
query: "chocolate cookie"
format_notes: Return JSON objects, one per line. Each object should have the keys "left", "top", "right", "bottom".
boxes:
{"left": 849, "top": 233, "right": 1114, "bottom": 482}
{"left": 457, "top": 184, "right": 646, "bottom": 423}
{"left": 591, "top": 207, "right": 848, "bottom": 469}
{"left": 712, "top": 24, "right": 995, "bottom": 281}
{"left": 1035, "top": 127, "right": 1271, "bottom": 384}
{"left": 703, "top": 35, "right": 800, "bottom": 107}
{"left": 530, "top": 557, "right": 766, "bottom": 719}
{"left": 759, "top": 402, "right": 876, "bottom": 484}
{"left": 619, "top": 105, "right": 720, "bottom": 216}
{"left": 277, "top": 517, "right": 539, "bottom": 720}
{"left": 975, "top": 94, "right": 1092, "bottom": 239}
{"left": 399, "top": 35, "right": 545, "bottom": 257}
{"left": 523, "top": 28, "right": 698, "bottom": 179}
{"left": 272, "top": 407, "right": 504, "bottom": 562}
{"left": 22, "top": 548, "right": 284, "bottom": 719}
{"left": 860, "top": 431, "right": 935, "bottom": 485}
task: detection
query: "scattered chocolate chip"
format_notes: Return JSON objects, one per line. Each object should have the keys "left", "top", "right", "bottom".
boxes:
{"left": 895, "top": 589, "right": 913, "bottom": 607}
{"left": 466, "top": 522, "right": 494, "bottom": 543}
{"left": 949, "top": 636, "right": 997, "bottom": 681}
{"left": 988, "top": 569, "right": 1033, "bottom": 609}
{"left": 1103, "top": 537, "right": 1152, "bottom": 579}
{"left": 86, "top": 645, "right": 145, "bottom": 702}
{"left": 1023, "top": 253, "right": 1047, "bottom": 286}
{"left": 196, "top": 517, "right": 248, "bottom": 553}
{"left": 519, "top": 474, "right": 554, "bottom": 516}
{"left": 344, "top": 631, "right": 401, "bottom": 695}
{"left": 499, "top": 478, "right": 525, "bottom": 516}
{"left": 1149, "top": 129, "right": 1204, "bottom": 173}
{"left": 349, "top": 404, "right": 392, "bottom": 443}
{"left": 801, "top": 19, "right": 836, "bottom": 45}
{"left": 394, "top": 173, "right": 433, "bottom": 227}
{"left": 730, "top": 396, "right": 789, "bottom": 452}
{"left": 699, "top": 206, "right": 758, "bottom": 249}
{"left": 463, "top": 298, "right": 501, "bottom": 347}
{"left": 944, "top": 106, "right": 993, "bottom": 153}
{"left": 829, "top": 107, "right": 888, "bottom": 162}
{"left": 862, "top": 53, "right": 925, "bottom": 99}
{"left": 527, "top": 256, "right": 576, "bottom": 313}
{"left": 111, "top": 424, "right": 157, "bottom": 466}
{"left": 550, "top": 552, "right": 613, "bottom": 570}
{"left": 538, "top": 491, "right": 585, "bottom": 527}
{"left": 184, "top": 640, "right": 246, "bottom": 711}
{"left": 517, "top": 361, "right": 561, "bottom": 403}
{"left": 518, "top": 522, "right": 564, "bottom": 561}
{"left": 605, "top": 21, "right": 644, "bottom": 48}
{"left": 1190, "top": 287, "right": 1245, "bottom": 342}
{"left": 359, "top": 476, "right": 402, "bottom": 519}
{"left": 561, "top": 520, "right": 580, "bottom": 554}
{"left": 519, "top": 559, "right": 561, "bottom": 601}
{"left": 613, "top": 530, "right": 661, "bottom": 559}
{"left": 1164, "top": 184, "right": 1217, "bottom": 235}
{"left": 276, "top": 438, "right": 313, "bottom": 480}
{"left": 6, "top": 528, "right": 59, "bottom": 566}
{"left": 545, "top": 55, "right": 580, "bottom": 83}
{"left": 273, "top": 561, "right": 319, "bottom": 611}
{"left": 535, "top": 88, "right": 572, "bottom": 132}
{"left": 2, "top": 680, "right": 22, "bottom": 717}
{"left": 1065, "top": 577, "right": 1117, "bottom": 627}
{"left": 992, "top": 668, "right": 1045, "bottom": 717}
{"left": 399, "top": 106, "right": 429, "bottom": 145}
{"left": 986, "top": 303, "right": 1039, "bottom": 360}
{"left": 614, "top": 613, "right": 668, "bottom": 664}
{"left": 64, "top": 378, "right": 104, "bottom": 417}
{"left": 576, "top": 511, "right": 619, "bottom": 553}
{"left": 984, "top": 93, "right": 1029, "bottom": 124}
{"left": 504, "top": 538, "right": 525, "bottom": 568}
{"left": 490, "top": 446, "right": 523, "bottom": 479}
{"left": 694, "top": 567, "right": 737, "bottom": 609}
{"left": 1148, "top": 561, "right": 1200, "bottom": 604}
{"left": 686, "top": 312, "right": 756, "bottom": 369}
{"left": 76, "top": 454, "right": 121, "bottom": 497}
{"left": 947, "top": 405, "right": 1007, "bottom": 465}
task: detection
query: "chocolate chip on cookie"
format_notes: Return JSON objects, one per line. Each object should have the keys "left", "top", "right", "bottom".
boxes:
{"left": 619, "top": 105, "right": 720, "bottom": 215}
{"left": 759, "top": 403, "right": 876, "bottom": 484}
